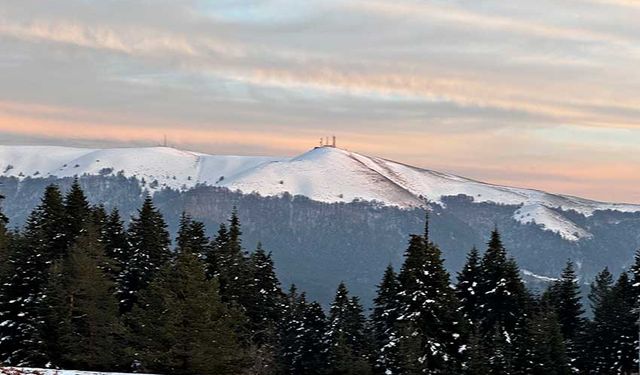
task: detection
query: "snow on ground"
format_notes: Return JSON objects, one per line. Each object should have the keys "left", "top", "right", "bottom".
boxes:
{"left": 522, "top": 270, "right": 560, "bottom": 283}
{"left": 1, "top": 144, "right": 639, "bottom": 241}
{"left": 0, "top": 368, "right": 151, "bottom": 375}
{"left": 514, "top": 204, "right": 592, "bottom": 242}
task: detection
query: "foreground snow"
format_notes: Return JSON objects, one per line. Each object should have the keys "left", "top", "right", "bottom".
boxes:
{"left": 1, "top": 144, "right": 639, "bottom": 241}
{"left": 0, "top": 368, "right": 150, "bottom": 375}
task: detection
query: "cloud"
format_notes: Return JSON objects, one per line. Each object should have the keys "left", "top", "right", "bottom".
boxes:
{"left": 0, "top": 0, "right": 639, "bottom": 202}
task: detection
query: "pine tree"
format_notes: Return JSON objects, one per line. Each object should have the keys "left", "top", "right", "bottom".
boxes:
{"left": 631, "top": 248, "right": 640, "bottom": 300}
{"left": 584, "top": 267, "right": 616, "bottom": 373}
{"left": 118, "top": 195, "right": 171, "bottom": 312}
{"left": 457, "top": 247, "right": 483, "bottom": 326}
{"left": 228, "top": 207, "right": 243, "bottom": 255}
{"left": 463, "top": 330, "right": 489, "bottom": 375}
{"left": 0, "top": 185, "right": 67, "bottom": 366}
{"left": 205, "top": 223, "right": 229, "bottom": 279}
{"left": 129, "top": 251, "right": 247, "bottom": 375}
{"left": 90, "top": 204, "right": 108, "bottom": 230}
{"left": 299, "top": 301, "right": 329, "bottom": 374}
{"left": 326, "top": 282, "right": 372, "bottom": 375}
{"left": 229, "top": 243, "right": 286, "bottom": 375}
{"left": 245, "top": 243, "right": 285, "bottom": 344}
{"left": 588, "top": 267, "right": 613, "bottom": 311}
{"left": 543, "top": 260, "right": 584, "bottom": 369}
{"left": 279, "top": 285, "right": 306, "bottom": 374}
{"left": 478, "top": 229, "right": 527, "bottom": 337}
{"left": 101, "top": 209, "right": 129, "bottom": 283}
{"left": 44, "top": 224, "right": 125, "bottom": 371}
{"left": 371, "top": 265, "right": 401, "bottom": 375}
{"left": 62, "top": 178, "right": 91, "bottom": 249}
{"left": 609, "top": 273, "right": 636, "bottom": 374}
{"left": 395, "top": 234, "right": 463, "bottom": 373}
{"left": 29, "top": 184, "right": 68, "bottom": 258}
{"left": 545, "top": 261, "right": 585, "bottom": 341}
{"left": 0, "top": 194, "right": 11, "bottom": 283}
{"left": 176, "top": 212, "right": 209, "bottom": 258}
{"left": 515, "top": 304, "right": 570, "bottom": 375}
{"left": 211, "top": 209, "right": 250, "bottom": 305}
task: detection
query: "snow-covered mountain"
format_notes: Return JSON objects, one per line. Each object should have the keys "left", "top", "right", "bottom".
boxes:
{"left": 1, "top": 145, "right": 639, "bottom": 242}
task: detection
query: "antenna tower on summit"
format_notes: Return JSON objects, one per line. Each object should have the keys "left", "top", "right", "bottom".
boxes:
{"left": 317, "top": 135, "right": 338, "bottom": 148}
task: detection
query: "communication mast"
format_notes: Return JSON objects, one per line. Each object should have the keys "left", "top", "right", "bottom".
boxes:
{"left": 317, "top": 135, "right": 338, "bottom": 148}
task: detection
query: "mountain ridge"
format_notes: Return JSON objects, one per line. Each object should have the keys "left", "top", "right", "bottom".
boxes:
{"left": 0, "top": 144, "right": 638, "bottom": 242}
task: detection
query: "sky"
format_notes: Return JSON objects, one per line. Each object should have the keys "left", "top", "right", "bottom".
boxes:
{"left": 0, "top": 0, "right": 639, "bottom": 203}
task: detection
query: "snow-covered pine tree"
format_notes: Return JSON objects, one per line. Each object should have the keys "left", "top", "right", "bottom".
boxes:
{"left": 176, "top": 212, "right": 209, "bottom": 258}
{"left": 463, "top": 330, "right": 489, "bottom": 375}
{"left": 608, "top": 273, "right": 636, "bottom": 374}
{"left": 211, "top": 209, "right": 251, "bottom": 305}
{"left": 118, "top": 195, "right": 171, "bottom": 312}
{"left": 456, "top": 247, "right": 489, "bottom": 374}
{"left": 372, "top": 265, "right": 402, "bottom": 375}
{"left": 395, "top": 234, "right": 463, "bottom": 374}
{"left": 585, "top": 270, "right": 637, "bottom": 374}
{"left": 326, "top": 282, "right": 372, "bottom": 375}
{"left": 278, "top": 285, "right": 307, "bottom": 373}
{"left": 298, "top": 300, "right": 329, "bottom": 374}
{"left": 44, "top": 223, "right": 125, "bottom": 371}
{"left": 542, "top": 260, "right": 585, "bottom": 369}
{"left": 631, "top": 248, "right": 640, "bottom": 297}
{"left": 477, "top": 229, "right": 527, "bottom": 339}
{"left": 278, "top": 287, "right": 329, "bottom": 375}
{"left": 245, "top": 243, "right": 285, "bottom": 344}
{"left": 456, "top": 246, "right": 483, "bottom": 327}
{"left": 204, "top": 222, "right": 229, "bottom": 279}
{"left": 0, "top": 185, "right": 66, "bottom": 366}
{"left": 101, "top": 208, "right": 129, "bottom": 283}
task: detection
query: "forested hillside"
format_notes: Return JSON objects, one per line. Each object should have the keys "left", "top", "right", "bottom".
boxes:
{"left": 1, "top": 176, "right": 639, "bottom": 305}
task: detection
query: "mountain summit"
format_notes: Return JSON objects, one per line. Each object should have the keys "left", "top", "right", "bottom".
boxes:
{"left": 0, "top": 144, "right": 638, "bottom": 242}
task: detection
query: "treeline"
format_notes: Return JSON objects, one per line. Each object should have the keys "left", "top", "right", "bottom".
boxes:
{"left": 0, "top": 182, "right": 638, "bottom": 374}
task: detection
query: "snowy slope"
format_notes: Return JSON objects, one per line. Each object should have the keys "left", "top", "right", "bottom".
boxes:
{"left": 1, "top": 144, "right": 639, "bottom": 241}
{"left": 0, "top": 145, "right": 280, "bottom": 191}
{"left": 0, "top": 368, "right": 151, "bottom": 375}
{"left": 221, "top": 147, "right": 640, "bottom": 241}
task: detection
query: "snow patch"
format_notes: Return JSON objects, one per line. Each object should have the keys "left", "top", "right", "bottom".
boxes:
{"left": 514, "top": 204, "right": 592, "bottom": 242}
{"left": 1, "top": 368, "right": 156, "bottom": 375}
{"left": 522, "top": 269, "right": 559, "bottom": 283}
